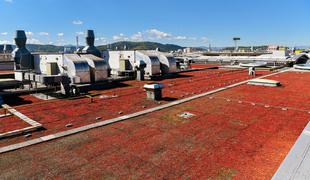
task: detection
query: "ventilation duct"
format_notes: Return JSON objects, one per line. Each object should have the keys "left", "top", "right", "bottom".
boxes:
{"left": 82, "top": 30, "right": 101, "bottom": 57}
{"left": 11, "top": 30, "right": 33, "bottom": 70}
{"left": 3, "top": 44, "right": 13, "bottom": 53}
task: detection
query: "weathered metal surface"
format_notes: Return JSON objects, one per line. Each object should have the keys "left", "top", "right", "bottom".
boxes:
{"left": 64, "top": 54, "right": 90, "bottom": 83}
{"left": 80, "top": 54, "right": 108, "bottom": 82}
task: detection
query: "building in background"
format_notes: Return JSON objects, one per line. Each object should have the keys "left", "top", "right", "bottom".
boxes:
{"left": 183, "top": 47, "right": 192, "bottom": 53}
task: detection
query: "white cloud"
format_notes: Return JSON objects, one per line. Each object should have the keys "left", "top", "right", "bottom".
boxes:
{"left": 95, "top": 37, "right": 108, "bottom": 45}
{"left": 76, "top": 31, "right": 84, "bottom": 35}
{"left": 146, "top": 29, "right": 172, "bottom": 39}
{"left": 131, "top": 32, "right": 144, "bottom": 41}
{"left": 4, "top": 0, "right": 13, "bottom": 3}
{"left": 1, "top": 32, "right": 8, "bottom": 36}
{"left": 25, "top": 31, "right": 33, "bottom": 37}
{"left": 27, "top": 38, "right": 42, "bottom": 44}
{"left": 0, "top": 40, "right": 10, "bottom": 44}
{"left": 189, "top": 37, "right": 198, "bottom": 41}
{"left": 56, "top": 33, "right": 65, "bottom": 45}
{"left": 23, "top": 32, "right": 43, "bottom": 44}
{"left": 55, "top": 39, "right": 65, "bottom": 46}
{"left": 39, "top": 32, "right": 49, "bottom": 36}
{"left": 113, "top": 33, "right": 129, "bottom": 41}
{"left": 72, "top": 20, "right": 83, "bottom": 25}
{"left": 95, "top": 37, "right": 106, "bottom": 41}
{"left": 174, "top": 36, "right": 187, "bottom": 40}
{"left": 111, "top": 29, "right": 191, "bottom": 43}
{"left": 201, "top": 37, "right": 209, "bottom": 43}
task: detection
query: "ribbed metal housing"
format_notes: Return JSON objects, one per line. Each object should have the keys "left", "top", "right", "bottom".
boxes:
{"left": 63, "top": 54, "right": 90, "bottom": 83}
{"left": 148, "top": 51, "right": 177, "bottom": 74}
{"left": 80, "top": 54, "right": 108, "bottom": 82}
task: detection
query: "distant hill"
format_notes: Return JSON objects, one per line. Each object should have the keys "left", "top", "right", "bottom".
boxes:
{"left": 1, "top": 41, "right": 184, "bottom": 53}
{"left": 0, "top": 44, "right": 64, "bottom": 53}
{"left": 26, "top": 44, "right": 64, "bottom": 52}
{"left": 2, "top": 42, "right": 310, "bottom": 53}
{"left": 97, "top": 41, "right": 184, "bottom": 52}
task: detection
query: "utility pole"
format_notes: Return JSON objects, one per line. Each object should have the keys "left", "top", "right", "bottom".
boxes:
{"left": 76, "top": 36, "right": 79, "bottom": 51}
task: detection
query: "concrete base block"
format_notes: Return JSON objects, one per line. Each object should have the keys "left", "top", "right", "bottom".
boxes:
{"left": 248, "top": 79, "right": 281, "bottom": 87}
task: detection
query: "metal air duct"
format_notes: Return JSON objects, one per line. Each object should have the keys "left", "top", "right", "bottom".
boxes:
{"left": 82, "top": 30, "right": 101, "bottom": 57}
{"left": 11, "top": 30, "right": 33, "bottom": 70}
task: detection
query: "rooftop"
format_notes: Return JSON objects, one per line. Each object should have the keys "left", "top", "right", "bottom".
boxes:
{"left": 0, "top": 64, "right": 309, "bottom": 179}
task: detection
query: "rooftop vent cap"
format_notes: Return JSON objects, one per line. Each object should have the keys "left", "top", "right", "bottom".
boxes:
{"left": 82, "top": 29, "right": 101, "bottom": 57}
{"left": 15, "top": 30, "right": 27, "bottom": 48}
{"left": 12, "top": 30, "right": 33, "bottom": 70}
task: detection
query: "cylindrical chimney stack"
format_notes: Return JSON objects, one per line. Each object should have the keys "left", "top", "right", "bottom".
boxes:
{"left": 85, "top": 30, "right": 95, "bottom": 46}
{"left": 12, "top": 30, "right": 33, "bottom": 70}
{"left": 81, "top": 29, "right": 101, "bottom": 57}
{"left": 15, "top": 30, "right": 27, "bottom": 48}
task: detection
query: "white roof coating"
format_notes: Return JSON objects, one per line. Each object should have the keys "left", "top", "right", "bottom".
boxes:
{"left": 240, "top": 62, "right": 267, "bottom": 67}
{"left": 248, "top": 79, "right": 281, "bottom": 87}
{"left": 273, "top": 122, "right": 310, "bottom": 180}
{"left": 143, "top": 84, "right": 164, "bottom": 89}
{"left": 294, "top": 64, "right": 310, "bottom": 70}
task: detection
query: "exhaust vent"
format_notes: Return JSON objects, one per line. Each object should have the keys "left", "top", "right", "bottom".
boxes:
{"left": 11, "top": 30, "right": 33, "bottom": 70}
{"left": 82, "top": 30, "right": 101, "bottom": 57}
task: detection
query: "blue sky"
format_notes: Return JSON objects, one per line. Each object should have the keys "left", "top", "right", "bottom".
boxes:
{"left": 0, "top": 0, "right": 309, "bottom": 47}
